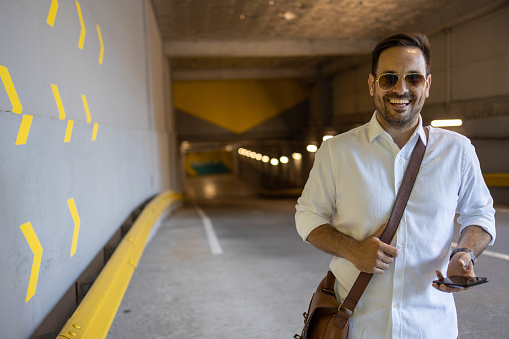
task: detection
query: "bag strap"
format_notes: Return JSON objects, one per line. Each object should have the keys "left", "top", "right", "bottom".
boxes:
{"left": 335, "top": 127, "right": 429, "bottom": 325}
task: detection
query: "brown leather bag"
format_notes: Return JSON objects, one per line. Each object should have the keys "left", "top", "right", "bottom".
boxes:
{"left": 295, "top": 271, "right": 349, "bottom": 339}
{"left": 295, "top": 128, "right": 428, "bottom": 339}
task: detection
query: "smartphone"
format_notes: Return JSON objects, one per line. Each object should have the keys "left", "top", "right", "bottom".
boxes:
{"left": 433, "top": 275, "right": 488, "bottom": 288}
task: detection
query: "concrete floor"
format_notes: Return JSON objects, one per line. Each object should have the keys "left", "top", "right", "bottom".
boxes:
{"left": 108, "top": 173, "right": 509, "bottom": 339}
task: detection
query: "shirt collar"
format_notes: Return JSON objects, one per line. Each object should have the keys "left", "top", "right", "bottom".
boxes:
{"left": 368, "top": 111, "right": 428, "bottom": 146}
{"left": 368, "top": 112, "right": 385, "bottom": 142}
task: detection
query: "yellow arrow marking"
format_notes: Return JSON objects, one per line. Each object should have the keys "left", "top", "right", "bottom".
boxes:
{"left": 81, "top": 94, "right": 91, "bottom": 123}
{"left": 75, "top": 1, "right": 86, "bottom": 49}
{"left": 92, "top": 122, "right": 98, "bottom": 141}
{"left": 51, "top": 84, "right": 66, "bottom": 120}
{"left": 16, "top": 114, "right": 33, "bottom": 145}
{"left": 46, "top": 0, "right": 59, "bottom": 27}
{"left": 68, "top": 198, "right": 81, "bottom": 257}
{"left": 64, "top": 120, "right": 74, "bottom": 143}
{"left": 96, "top": 24, "right": 104, "bottom": 64}
{"left": 0, "top": 65, "right": 23, "bottom": 114}
{"left": 20, "top": 222, "right": 43, "bottom": 303}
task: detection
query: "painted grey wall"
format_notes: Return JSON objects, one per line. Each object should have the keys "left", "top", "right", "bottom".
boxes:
{"left": 0, "top": 1, "right": 175, "bottom": 338}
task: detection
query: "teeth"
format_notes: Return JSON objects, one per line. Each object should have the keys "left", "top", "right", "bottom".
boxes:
{"left": 389, "top": 99, "right": 410, "bottom": 104}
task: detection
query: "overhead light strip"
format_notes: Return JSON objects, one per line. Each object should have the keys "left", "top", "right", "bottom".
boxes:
{"left": 431, "top": 119, "right": 462, "bottom": 127}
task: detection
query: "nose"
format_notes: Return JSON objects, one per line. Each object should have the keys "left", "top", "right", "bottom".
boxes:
{"left": 392, "top": 75, "right": 409, "bottom": 95}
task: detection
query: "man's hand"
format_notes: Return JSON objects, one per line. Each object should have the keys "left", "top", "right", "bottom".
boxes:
{"left": 306, "top": 222, "right": 399, "bottom": 274}
{"left": 432, "top": 251, "right": 475, "bottom": 293}
{"left": 348, "top": 223, "right": 399, "bottom": 274}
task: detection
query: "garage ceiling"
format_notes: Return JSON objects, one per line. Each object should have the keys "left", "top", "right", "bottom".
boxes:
{"left": 151, "top": 0, "right": 508, "bottom": 80}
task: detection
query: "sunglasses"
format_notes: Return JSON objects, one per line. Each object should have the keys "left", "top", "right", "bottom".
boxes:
{"left": 376, "top": 73, "right": 427, "bottom": 91}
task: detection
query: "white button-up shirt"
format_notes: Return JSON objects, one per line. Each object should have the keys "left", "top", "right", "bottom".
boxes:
{"left": 295, "top": 113, "right": 496, "bottom": 339}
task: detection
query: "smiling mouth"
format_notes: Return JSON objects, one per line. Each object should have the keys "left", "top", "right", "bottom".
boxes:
{"left": 388, "top": 98, "right": 410, "bottom": 104}
{"left": 387, "top": 98, "right": 411, "bottom": 110}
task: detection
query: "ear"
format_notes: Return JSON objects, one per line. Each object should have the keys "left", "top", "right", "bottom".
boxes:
{"left": 425, "top": 74, "right": 432, "bottom": 98}
{"left": 368, "top": 73, "right": 375, "bottom": 96}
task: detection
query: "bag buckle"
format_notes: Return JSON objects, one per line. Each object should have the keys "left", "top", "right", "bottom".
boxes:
{"left": 321, "top": 287, "right": 335, "bottom": 296}
{"left": 338, "top": 303, "right": 354, "bottom": 317}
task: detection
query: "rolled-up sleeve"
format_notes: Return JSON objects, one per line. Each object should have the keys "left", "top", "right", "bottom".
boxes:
{"left": 295, "top": 140, "right": 337, "bottom": 241}
{"left": 456, "top": 140, "right": 496, "bottom": 245}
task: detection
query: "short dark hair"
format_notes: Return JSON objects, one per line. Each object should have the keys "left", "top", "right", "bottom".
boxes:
{"left": 371, "top": 32, "right": 431, "bottom": 76}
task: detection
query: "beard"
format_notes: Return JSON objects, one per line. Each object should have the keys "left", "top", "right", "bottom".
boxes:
{"left": 374, "top": 92, "right": 424, "bottom": 130}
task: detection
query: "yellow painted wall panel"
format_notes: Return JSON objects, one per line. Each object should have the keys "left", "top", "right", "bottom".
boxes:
{"left": 173, "top": 79, "right": 309, "bottom": 134}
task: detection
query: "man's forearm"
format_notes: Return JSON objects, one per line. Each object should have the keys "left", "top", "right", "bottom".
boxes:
{"left": 456, "top": 225, "right": 492, "bottom": 257}
{"left": 306, "top": 224, "right": 355, "bottom": 260}
{"left": 437, "top": 225, "right": 493, "bottom": 291}
{"left": 306, "top": 223, "right": 398, "bottom": 274}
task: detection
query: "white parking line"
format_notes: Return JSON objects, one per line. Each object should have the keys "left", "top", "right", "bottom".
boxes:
{"left": 452, "top": 242, "right": 509, "bottom": 261}
{"left": 196, "top": 207, "right": 223, "bottom": 255}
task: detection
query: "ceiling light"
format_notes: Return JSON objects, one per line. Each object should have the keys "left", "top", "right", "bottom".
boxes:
{"left": 270, "top": 158, "right": 279, "bottom": 166}
{"left": 280, "top": 156, "right": 289, "bottom": 164}
{"left": 431, "top": 119, "right": 462, "bottom": 127}
{"left": 256, "top": 153, "right": 262, "bottom": 161}
{"left": 262, "top": 155, "right": 269, "bottom": 163}
{"left": 323, "top": 135, "right": 333, "bottom": 141}
{"left": 282, "top": 11, "right": 297, "bottom": 21}
{"left": 292, "top": 152, "right": 302, "bottom": 160}
{"left": 306, "top": 144, "right": 318, "bottom": 153}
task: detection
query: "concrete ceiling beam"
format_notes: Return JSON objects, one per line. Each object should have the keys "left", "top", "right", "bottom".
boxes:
{"left": 172, "top": 68, "right": 318, "bottom": 81}
{"left": 164, "top": 39, "right": 378, "bottom": 58}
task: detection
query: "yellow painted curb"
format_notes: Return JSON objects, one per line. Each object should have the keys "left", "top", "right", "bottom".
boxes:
{"left": 57, "top": 191, "right": 183, "bottom": 339}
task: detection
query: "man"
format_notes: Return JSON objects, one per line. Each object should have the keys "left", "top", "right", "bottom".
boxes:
{"left": 295, "top": 33, "right": 496, "bottom": 339}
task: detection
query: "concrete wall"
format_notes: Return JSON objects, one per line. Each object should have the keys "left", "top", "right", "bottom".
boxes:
{"left": 332, "top": 7, "right": 509, "bottom": 123}
{"left": 0, "top": 1, "right": 175, "bottom": 338}
{"left": 332, "top": 63, "right": 373, "bottom": 118}
{"left": 330, "top": 6, "right": 509, "bottom": 204}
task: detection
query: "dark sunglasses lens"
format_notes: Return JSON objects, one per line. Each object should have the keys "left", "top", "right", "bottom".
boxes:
{"left": 379, "top": 74, "right": 399, "bottom": 90}
{"left": 404, "top": 74, "right": 426, "bottom": 87}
